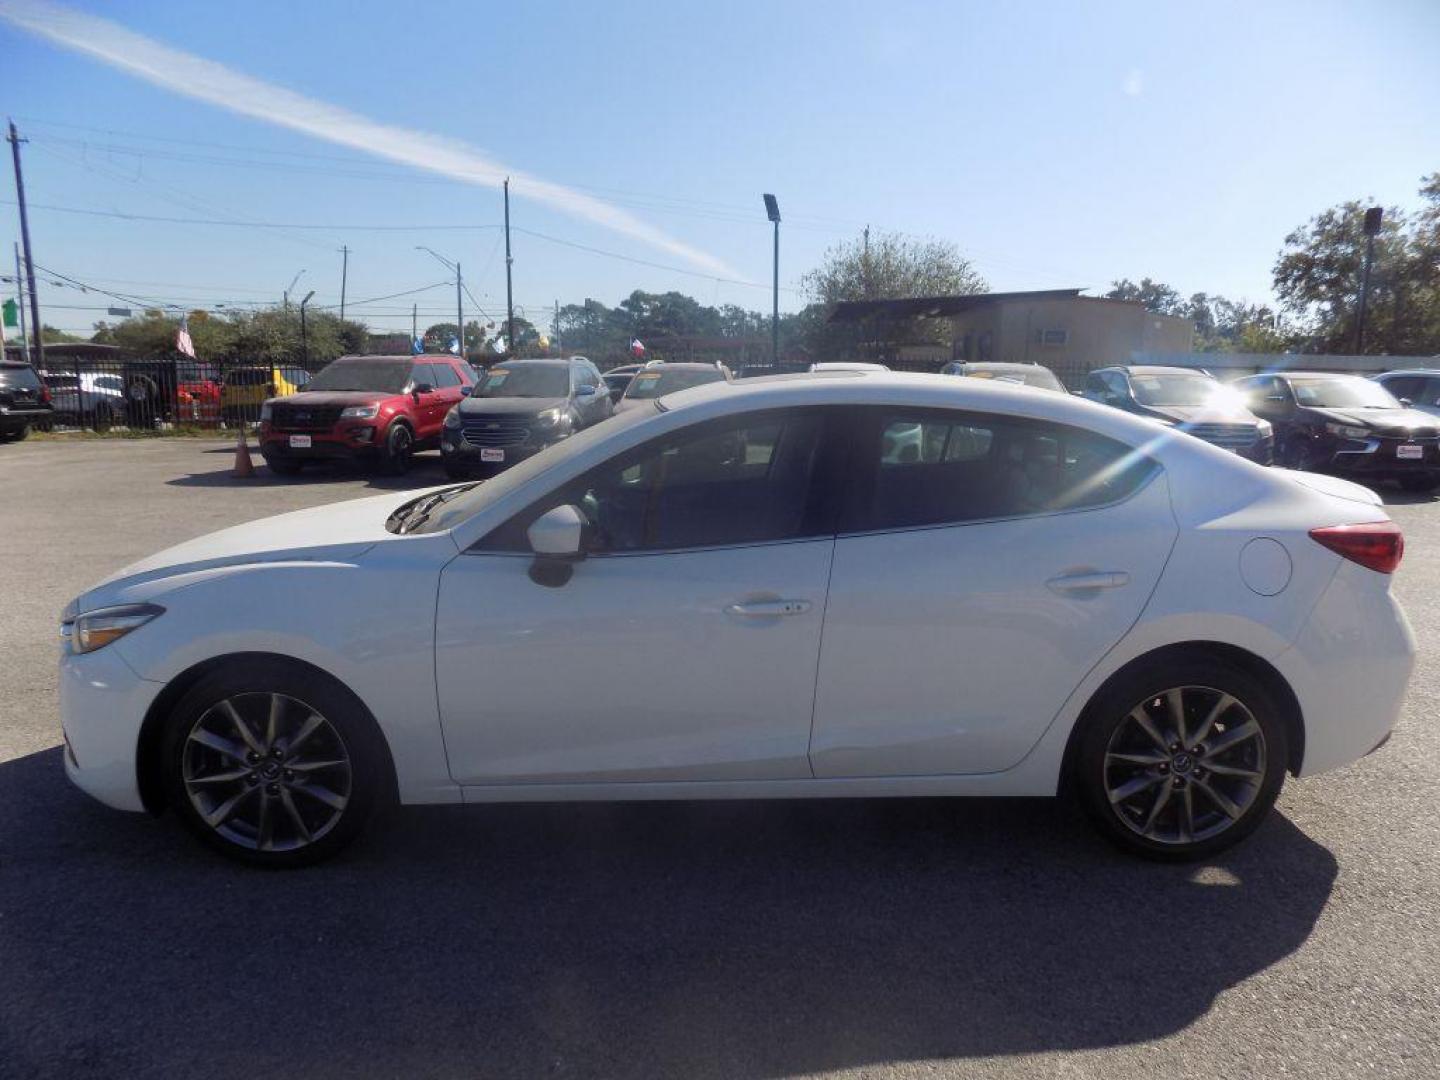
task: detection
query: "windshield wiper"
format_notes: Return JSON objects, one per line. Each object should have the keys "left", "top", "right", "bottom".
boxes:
{"left": 393, "top": 484, "right": 477, "bottom": 534}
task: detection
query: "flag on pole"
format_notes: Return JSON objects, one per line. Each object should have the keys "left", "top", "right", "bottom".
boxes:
{"left": 175, "top": 313, "right": 197, "bottom": 359}
{"left": 412, "top": 335, "right": 424, "bottom": 355}
{"left": 630, "top": 338, "right": 646, "bottom": 358}
{"left": 448, "top": 335, "right": 461, "bottom": 355}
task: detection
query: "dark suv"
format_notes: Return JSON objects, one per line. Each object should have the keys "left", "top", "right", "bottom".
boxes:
{"left": 1233, "top": 371, "right": 1440, "bottom": 492}
{"left": 259, "top": 354, "right": 474, "bottom": 475}
{"left": 1083, "top": 365, "right": 1273, "bottom": 464}
{"left": 441, "top": 356, "right": 611, "bottom": 477}
{"left": 0, "top": 361, "right": 53, "bottom": 441}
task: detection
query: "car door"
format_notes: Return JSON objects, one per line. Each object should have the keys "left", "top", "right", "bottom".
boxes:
{"left": 435, "top": 406, "right": 841, "bottom": 785}
{"left": 408, "top": 362, "right": 447, "bottom": 436}
{"left": 809, "top": 406, "right": 1176, "bottom": 778}
{"left": 571, "top": 363, "right": 606, "bottom": 427}
{"left": 431, "top": 362, "right": 467, "bottom": 429}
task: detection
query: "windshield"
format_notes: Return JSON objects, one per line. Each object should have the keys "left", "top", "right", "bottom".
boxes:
{"left": 624, "top": 368, "right": 725, "bottom": 400}
{"left": 477, "top": 365, "right": 571, "bottom": 398}
{"left": 414, "top": 405, "right": 656, "bottom": 534}
{"left": 1290, "top": 376, "right": 1401, "bottom": 409}
{"left": 1129, "top": 373, "right": 1225, "bottom": 406}
{"left": 0, "top": 365, "right": 42, "bottom": 390}
{"left": 306, "top": 359, "right": 411, "bottom": 393}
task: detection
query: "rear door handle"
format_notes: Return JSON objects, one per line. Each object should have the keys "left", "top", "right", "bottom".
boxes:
{"left": 1046, "top": 571, "right": 1130, "bottom": 593}
{"left": 725, "top": 599, "right": 813, "bottom": 617}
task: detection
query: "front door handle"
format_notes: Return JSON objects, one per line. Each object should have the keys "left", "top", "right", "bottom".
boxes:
{"left": 725, "top": 599, "right": 813, "bottom": 617}
{"left": 1046, "top": 571, "right": 1130, "bottom": 594}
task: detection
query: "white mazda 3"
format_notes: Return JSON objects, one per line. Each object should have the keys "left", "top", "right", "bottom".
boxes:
{"left": 58, "top": 372, "right": 1415, "bottom": 866}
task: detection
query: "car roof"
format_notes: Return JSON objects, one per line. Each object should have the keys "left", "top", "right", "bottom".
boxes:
{"left": 1109, "top": 365, "right": 1211, "bottom": 376}
{"left": 492, "top": 357, "right": 571, "bottom": 368}
{"left": 638, "top": 362, "right": 724, "bottom": 372}
{"left": 1377, "top": 369, "right": 1440, "bottom": 377}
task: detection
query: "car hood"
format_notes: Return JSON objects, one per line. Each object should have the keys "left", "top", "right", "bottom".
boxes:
{"left": 1143, "top": 404, "right": 1260, "bottom": 425}
{"left": 80, "top": 487, "right": 450, "bottom": 610}
{"left": 1304, "top": 407, "right": 1438, "bottom": 434}
{"left": 267, "top": 390, "right": 397, "bottom": 408}
{"left": 458, "top": 395, "right": 567, "bottom": 416}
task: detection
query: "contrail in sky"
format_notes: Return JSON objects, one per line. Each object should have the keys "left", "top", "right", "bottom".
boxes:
{"left": 0, "top": 0, "right": 738, "bottom": 277}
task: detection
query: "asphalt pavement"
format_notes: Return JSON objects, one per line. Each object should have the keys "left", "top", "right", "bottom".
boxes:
{"left": 0, "top": 437, "right": 1436, "bottom": 1079}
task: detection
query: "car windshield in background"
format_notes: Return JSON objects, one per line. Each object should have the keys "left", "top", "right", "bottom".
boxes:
{"left": 1291, "top": 377, "right": 1402, "bottom": 409}
{"left": 306, "top": 360, "right": 411, "bottom": 393}
{"left": 625, "top": 369, "right": 725, "bottom": 399}
{"left": 477, "top": 366, "right": 570, "bottom": 398}
{"left": 1130, "top": 374, "right": 1224, "bottom": 406}
{"left": 0, "top": 365, "right": 42, "bottom": 389}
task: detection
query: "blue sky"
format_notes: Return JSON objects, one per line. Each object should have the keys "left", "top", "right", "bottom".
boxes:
{"left": 3, "top": 0, "right": 1438, "bottom": 338}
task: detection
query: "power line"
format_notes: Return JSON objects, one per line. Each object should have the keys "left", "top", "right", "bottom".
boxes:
{"left": 1, "top": 199, "right": 501, "bottom": 232}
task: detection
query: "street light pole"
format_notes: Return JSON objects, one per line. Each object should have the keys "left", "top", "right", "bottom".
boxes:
{"left": 504, "top": 178, "right": 515, "bottom": 357}
{"left": 339, "top": 246, "right": 349, "bottom": 322}
{"left": 1355, "top": 206, "right": 1383, "bottom": 355}
{"left": 763, "top": 194, "right": 781, "bottom": 367}
{"left": 284, "top": 269, "right": 306, "bottom": 311}
{"left": 8, "top": 121, "right": 44, "bottom": 369}
{"left": 456, "top": 261, "right": 463, "bottom": 361}
{"left": 299, "top": 290, "right": 315, "bottom": 365}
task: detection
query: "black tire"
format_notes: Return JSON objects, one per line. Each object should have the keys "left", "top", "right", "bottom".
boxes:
{"left": 379, "top": 421, "right": 414, "bottom": 475}
{"left": 161, "top": 659, "right": 387, "bottom": 868}
{"left": 1398, "top": 474, "right": 1440, "bottom": 494}
{"left": 90, "top": 407, "right": 115, "bottom": 433}
{"left": 1074, "top": 653, "right": 1288, "bottom": 861}
{"left": 265, "top": 456, "right": 305, "bottom": 477}
{"left": 0, "top": 424, "right": 29, "bottom": 442}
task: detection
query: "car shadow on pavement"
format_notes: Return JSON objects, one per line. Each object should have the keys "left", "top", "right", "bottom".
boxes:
{"left": 164, "top": 452, "right": 453, "bottom": 491}
{"left": 0, "top": 747, "right": 1338, "bottom": 1080}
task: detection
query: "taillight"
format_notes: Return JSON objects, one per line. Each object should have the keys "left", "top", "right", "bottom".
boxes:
{"left": 39, "top": 385, "right": 51, "bottom": 404}
{"left": 1309, "top": 522, "right": 1404, "bottom": 574}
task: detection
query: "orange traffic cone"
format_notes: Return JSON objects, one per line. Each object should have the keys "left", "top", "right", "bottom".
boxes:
{"left": 232, "top": 422, "right": 255, "bottom": 478}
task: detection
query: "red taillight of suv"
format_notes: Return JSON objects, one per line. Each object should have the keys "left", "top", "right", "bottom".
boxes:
{"left": 39, "top": 385, "right": 51, "bottom": 404}
{"left": 1309, "top": 522, "right": 1404, "bottom": 574}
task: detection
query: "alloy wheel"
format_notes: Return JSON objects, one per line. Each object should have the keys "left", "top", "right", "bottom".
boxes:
{"left": 181, "top": 692, "right": 353, "bottom": 852}
{"left": 1103, "top": 685, "right": 1267, "bottom": 845}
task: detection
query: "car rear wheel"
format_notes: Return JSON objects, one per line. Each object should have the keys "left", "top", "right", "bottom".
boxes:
{"left": 380, "top": 422, "right": 414, "bottom": 475}
{"left": 1076, "top": 656, "right": 1288, "bottom": 860}
{"left": 161, "top": 662, "right": 385, "bottom": 867}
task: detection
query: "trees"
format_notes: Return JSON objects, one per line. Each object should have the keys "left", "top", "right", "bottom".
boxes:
{"left": 90, "top": 307, "right": 367, "bottom": 366}
{"left": 1105, "top": 278, "right": 1188, "bottom": 317}
{"left": 1273, "top": 174, "right": 1440, "bottom": 355}
{"left": 1105, "top": 281, "right": 1289, "bottom": 353}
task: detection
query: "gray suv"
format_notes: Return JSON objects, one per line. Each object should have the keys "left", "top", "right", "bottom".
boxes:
{"left": 441, "top": 356, "right": 611, "bottom": 478}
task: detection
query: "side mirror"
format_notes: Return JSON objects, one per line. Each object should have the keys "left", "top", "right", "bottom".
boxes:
{"left": 575, "top": 383, "right": 598, "bottom": 397}
{"left": 1400, "top": 397, "right": 1413, "bottom": 408}
{"left": 415, "top": 382, "right": 435, "bottom": 396}
{"left": 460, "top": 385, "right": 472, "bottom": 397}
{"left": 526, "top": 504, "right": 590, "bottom": 587}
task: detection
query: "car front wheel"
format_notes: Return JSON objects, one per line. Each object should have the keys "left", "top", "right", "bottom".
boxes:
{"left": 161, "top": 662, "right": 385, "bottom": 867}
{"left": 379, "top": 422, "right": 414, "bottom": 475}
{"left": 1076, "top": 656, "right": 1288, "bottom": 860}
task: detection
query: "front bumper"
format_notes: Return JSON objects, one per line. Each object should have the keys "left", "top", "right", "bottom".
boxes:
{"left": 440, "top": 427, "right": 562, "bottom": 473}
{"left": 261, "top": 423, "right": 381, "bottom": 461}
{"left": 59, "top": 643, "right": 160, "bottom": 812}
{"left": 1327, "top": 435, "right": 1440, "bottom": 480}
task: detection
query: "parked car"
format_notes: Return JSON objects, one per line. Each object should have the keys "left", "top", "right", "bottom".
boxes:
{"left": 614, "top": 362, "right": 729, "bottom": 413}
{"left": 220, "top": 364, "right": 312, "bottom": 424}
{"left": 258, "top": 354, "right": 474, "bottom": 476}
{"left": 119, "top": 359, "right": 224, "bottom": 429}
{"left": 1233, "top": 371, "right": 1440, "bottom": 492}
{"left": 1084, "top": 365, "right": 1273, "bottom": 464}
{"left": 42, "top": 371, "right": 126, "bottom": 429}
{"left": 1372, "top": 369, "right": 1440, "bottom": 419}
{"left": 940, "top": 361, "right": 1066, "bottom": 392}
{"left": 59, "top": 372, "right": 1413, "bottom": 866}
{"left": 441, "top": 356, "right": 611, "bottom": 478}
{"left": 603, "top": 371, "right": 635, "bottom": 404}
{"left": 0, "top": 360, "right": 52, "bottom": 440}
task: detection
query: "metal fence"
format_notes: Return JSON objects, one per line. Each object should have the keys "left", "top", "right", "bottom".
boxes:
{"left": 24, "top": 354, "right": 326, "bottom": 434}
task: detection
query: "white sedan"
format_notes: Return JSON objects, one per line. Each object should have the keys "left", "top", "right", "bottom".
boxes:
{"left": 59, "top": 372, "right": 1415, "bottom": 866}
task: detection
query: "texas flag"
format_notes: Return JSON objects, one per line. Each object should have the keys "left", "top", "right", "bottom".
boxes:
{"left": 630, "top": 338, "right": 645, "bottom": 358}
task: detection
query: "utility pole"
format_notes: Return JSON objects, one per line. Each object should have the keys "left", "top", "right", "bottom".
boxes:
{"left": 862, "top": 225, "right": 871, "bottom": 298}
{"left": 1355, "top": 206, "right": 1383, "bottom": 354}
{"left": 13, "top": 242, "right": 27, "bottom": 351}
{"left": 412, "top": 303, "right": 418, "bottom": 352}
{"left": 299, "top": 290, "right": 315, "bottom": 365}
{"left": 456, "top": 262, "right": 463, "bottom": 361}
{"left": 339, "top": 246, "right": 349, "bottom": 322}
{"left": 8, "top": 121, "right": 44, "bottom": 369}
{"left": 504, "top": 178, "right": 515, "bottom": 356}
{"left": 554, "top": 299, "right": 561, "bottom": 355}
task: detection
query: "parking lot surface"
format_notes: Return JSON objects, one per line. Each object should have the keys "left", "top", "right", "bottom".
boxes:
{"left": 2, "top": 438, "right": 1438, "bottom": 1079}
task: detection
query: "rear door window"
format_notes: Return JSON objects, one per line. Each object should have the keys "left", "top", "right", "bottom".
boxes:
{"left": 846, "top": 409, "right": 1157, "bottom": 532}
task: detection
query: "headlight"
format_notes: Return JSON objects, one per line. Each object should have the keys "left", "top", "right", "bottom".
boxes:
{"left": 341, "top": 404, "right": 379, "bottom": 420}
{"left": 63, "top": 604, "right": 164, "bottom": 655}
{"left": 535, "top": 407, "right": 569, "bottom": 427}
{"left": 443, "top": 407, "right": 462, "bottom": 429}
{"left": 1256, "top": 419, "right": 1273, "bottom": 437}
{"left": 1325, "top": 422, "right": 1369, "bottom": 440}
{"left": 259, "top": 402, "right": 273, "bottom": 421}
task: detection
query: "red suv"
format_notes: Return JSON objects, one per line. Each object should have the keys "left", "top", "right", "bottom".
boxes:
{"left": 259, "top": 354, "right": 474, "bottom": 475}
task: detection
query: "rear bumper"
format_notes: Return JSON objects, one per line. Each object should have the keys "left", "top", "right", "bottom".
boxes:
{"left": 1274, "top": 559, "right": 1416, "bottom": 777}
{"left": 1, "top": 407, "right": 51, "bottom": 431}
